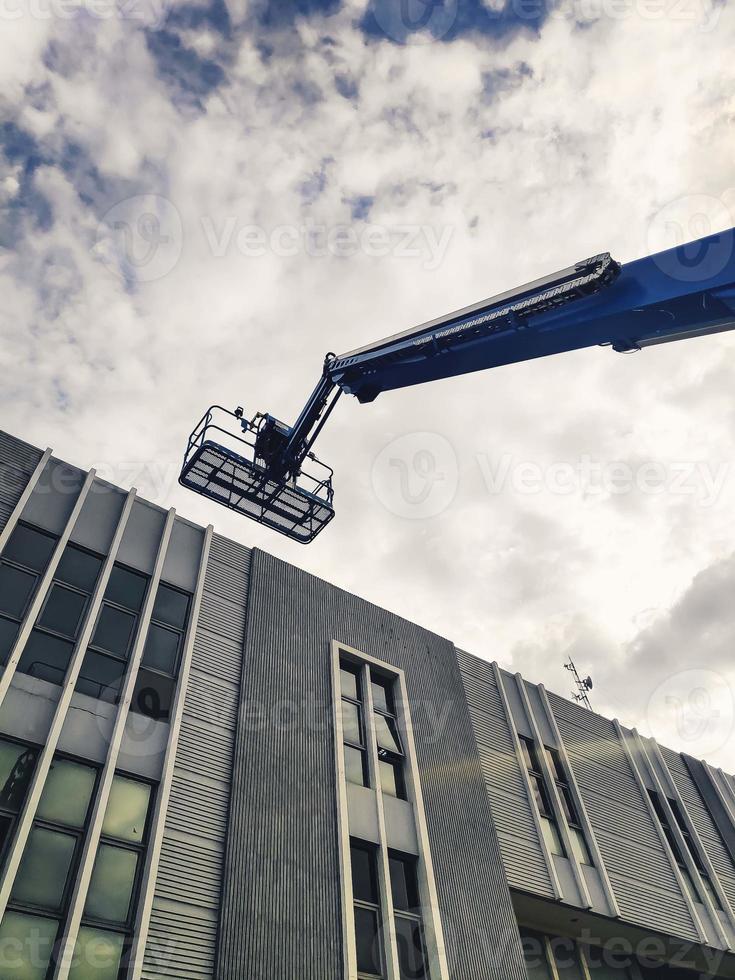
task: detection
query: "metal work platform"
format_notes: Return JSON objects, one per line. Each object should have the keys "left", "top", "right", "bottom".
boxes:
{"left": 179, "top": 407, "right": 335, "bottom": 543}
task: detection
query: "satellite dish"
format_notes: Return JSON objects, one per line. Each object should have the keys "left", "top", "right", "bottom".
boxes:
{"left": 584, "top": 677, "right": 593, "bottom": 690}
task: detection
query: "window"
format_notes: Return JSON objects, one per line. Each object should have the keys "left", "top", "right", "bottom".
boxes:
{"left": 390, "top": 853, "right": 429, "bottom": 980}
{"left": 549, "top": 936, "right": 586, "bottom": 980}
{"left": 351, "top": 842, "right": 384, "bottom": 978}
{"left": 76, "top": 566, "right": 148, "bottom": 703}
{"left": 519, "top": 736, "right": 566, "bottom": 858}
{"left": 15, "top": 543, "right": 103, "bottom": 686}
{"left": 0, "top": 738, "right": 38, "bottom": 862}
{"left": 130, "top": 584, "right": 190, "bottom": 722}
{"left": 545, "top": 747, "right": 593, "bottom": 866}
{"left": 648, "top": 789, "right": 721, "bottom": 908}
{"left": 69, "top": 773, "right": 153, "bottom": 980}
{"left": 519, "top": 928, "right": 554, "bottom": 980}
{"left": 340, "top": 662, "right": 369, "bottom": 788}
{"left": 372, "top": 673, "right": 406, "bottom": 801}
{"left": 4, "top": 755, "right": 97, "bottom": 977}
{"left": 0, "top": 523, "right": 57, "bottom": 668}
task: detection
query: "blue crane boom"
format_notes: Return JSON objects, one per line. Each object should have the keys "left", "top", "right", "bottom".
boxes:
{"left": 179, "top": 227, "right": 735, "bottom": 542}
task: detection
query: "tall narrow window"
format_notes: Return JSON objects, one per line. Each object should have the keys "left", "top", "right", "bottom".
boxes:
{"left": 17, "top": 544, "right": 103, "bottom": 686}
{"left": 390, "top": 852, "right": 429, "bottom": 980}
{"left": 0, "top": 523, "right": 57, "bottom": 668}
{"left": 340, "top": 661, "right": 369, "bottom": 788}
{"left": 351, "top": 841, "right": 384, "bottom": 979}
{"left": 131, "top": 583, "right": 191, "bottom": 721}
{"left": 519, "top": 736, "right": 566, "bottom": 858}
{"left": 648, "top": 789, "right": 721, "bottom": 908}
{"left": 3, "top": 754, "right": 98, "bottom": 979}
{"left": 372, "top": 673, "right": 406, "bottom": 801}
{"left": 519, "top": 928, "right": 554, "bottom": 980}
{"left": 545, "top": 747, "right": 593, "bottom": 866}
{"left": 76, "top": 565, "right": 148, "bottom": 703}
{"left": 0, "top": 738, "right": 38, "bottom": 862}
{"left": 69, "top": 773, "right": 154, "bottom": 980}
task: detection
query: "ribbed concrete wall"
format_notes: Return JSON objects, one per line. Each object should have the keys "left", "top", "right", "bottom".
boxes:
{"left": 216, "top": 548, "right": 527, "bottom": 980}
{"left": 142, "top": 534, "right": 251, "bottom": 979}
{"left": 0, "top": 431, "right": 42, "bottom": 533}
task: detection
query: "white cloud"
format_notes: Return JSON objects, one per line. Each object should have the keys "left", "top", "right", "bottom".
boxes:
{"left": 2, "top": 0, "right": 735, "bottom": 767}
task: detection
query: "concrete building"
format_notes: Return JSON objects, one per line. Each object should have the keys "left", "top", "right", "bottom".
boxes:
{"left": 0, "top": 428, "right": 734, "bottom": 980}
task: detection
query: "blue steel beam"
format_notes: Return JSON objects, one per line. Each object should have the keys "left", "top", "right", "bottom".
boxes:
{"left": 329, "top": 228, "right": 735, "bottom": 403}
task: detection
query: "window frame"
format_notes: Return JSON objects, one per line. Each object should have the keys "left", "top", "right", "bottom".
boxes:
{"left": 0, "top": 522, "right": 59, "bottom": 667}
{"left": 4, "top": 745, "right": 101, "bottom": 980}
{"left": 15, "top": 541, "right": 104, "bottom": 687}
{"left": 75, "top": 562, "right": 150, "bottom": 703}
{"left": 519, "top": 736, "right": 568, "bottom": 860}
{"left": 129, "top": 582, "right": 192, "bottom": 722}
{"left": 0, "top": 734, "right": 40, "bottom": 866}
{"left": 332, "top": 642, "right": 449, "bottom": 980}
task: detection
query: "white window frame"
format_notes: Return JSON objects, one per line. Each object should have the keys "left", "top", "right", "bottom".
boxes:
{"left": 330, "top": 640, "right": 449, "bottom": 980}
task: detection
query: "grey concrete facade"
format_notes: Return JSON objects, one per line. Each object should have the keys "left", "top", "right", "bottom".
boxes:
{"left": 1, "top": 429, "right": 735, "bottom": 980}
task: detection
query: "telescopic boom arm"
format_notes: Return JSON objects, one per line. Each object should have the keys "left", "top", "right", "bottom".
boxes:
{"left": 180, "top": 227, "right": 735, "bottom": 542}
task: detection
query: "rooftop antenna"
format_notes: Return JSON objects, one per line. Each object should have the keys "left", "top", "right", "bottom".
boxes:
{"left": 564, "top": 658, "right": 594, "bottom": 711}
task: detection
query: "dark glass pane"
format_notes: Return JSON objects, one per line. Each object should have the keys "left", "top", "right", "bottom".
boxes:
{"left": 3, "top": 525, "right": 56, "bottom": 573}
{"left": 142, "top": 624, "right": 179, "bottom": 676}
{"left": 104, "top": 566, "right": 147, "bottom": 611}
{"left": 0, "top": 741, "right": 37, "bottom": 812}
{"left": 76, "top": 651, "right": 125, "bottom": 703}
{"left": 519, "top": 736, "right": 538, "bottom": 773}
{"left": 341, "top": 700, "right": 362, "bottom": 746}
{"left": 84, "top": 843, "right": 138, "bottom": 924}
{"left": 37, "top": 759, "right": 96, "bottom": 828}
{"left": 371, "top": 675, "right": 393, "bottom": 714}
{"left": 0, "top": 910, "right": 57, "bottom": 980}
{"left": 56, "top": 547, "right": 102, "bottom": 592}
{"left": 559, "top": 786, "right": 577, "bottom": 824}
{"left": 354, "top": 905, "right": 383, "bottom": 977}
{"left": 69, "top": 926, "right": 125, "bottom": 980}
{"left": 350, "top": 844, "right": 378, "bottom": 904}
{"left": 17, "top": 630, "right": 74, "bottom": 685}
{"left": 91, "top": 605, "right": 135, "bottom": 659}
{"left": 0, "top": 564, "right": 36, "bottom": 619}
{"left": 395, "top": 915, "right": 428, "bottom": 980}
{"left": 0, "top": 812, "right": 13, "bottom": 857}
{"left": 545, "top": 747, "right": 566, "bottom": 784}
{"left": 344, "top": 745, "right": 368, "bottom": 788}
{"left": 520, "top": 929, "right": 555, "bottom": 980}
{"left": 12, "top": 826, "right": 76, "bottom": 910}
{"left": 340, "top": 664, "right": 360, "bottom": 702}
{"left": 550, "top": 938, "right": 585, "bottom": 980}
{"left": 131, "top": 668, "right": 175, "bottom": 721}
{"left": 379, "top": 757, "right": 405, "bottom": 800}
{"left": 531, "top": 775, "right": 552, "bottom": 818}
{"left": 152, "top": 585, "right": 189, "bottom": 630}
{"left": 389, "top": 855, "right": 420, "bottom": 912}
{"left": 374, "top": 713, "right": 402, "bottom": 755}
{"left": 102, "top": 775, "right": 151, "bottom": 843}
{"left": 38, "top": 584, "right": 87, "bottom": 639}
{"left": 0, "top": 615, "right": 20, "bottom": 666}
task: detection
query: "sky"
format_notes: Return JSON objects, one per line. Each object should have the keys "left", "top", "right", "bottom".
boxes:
{"left": 1, "top": 0, "right": 735, "bottom": 768}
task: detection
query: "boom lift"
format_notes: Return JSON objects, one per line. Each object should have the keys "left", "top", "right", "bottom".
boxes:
{"left": 179, "top": 227, "right": 735, "bottom": 543}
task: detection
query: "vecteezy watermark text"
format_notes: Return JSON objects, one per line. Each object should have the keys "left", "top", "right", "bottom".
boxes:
{"left": 200, "top": 217, "right": 454, "bottom": 272}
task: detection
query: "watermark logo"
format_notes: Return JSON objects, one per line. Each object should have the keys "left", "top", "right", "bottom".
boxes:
{"left": 371, "top": 433, "right": 459, "bottom": 519}
{"left": 370, "top": 0, "right": 459, "bottom": 43}
{"left": 0, "top": 0, "right": 171, "bottom": 26}
{"left": 94, "top": 194, "right": 183, "bottom": 284}
{"left": 647, "top": 668, "right": 734, "bottom": 758}
{"left": 647, "top": 193, "right": 735, "bottom": 282}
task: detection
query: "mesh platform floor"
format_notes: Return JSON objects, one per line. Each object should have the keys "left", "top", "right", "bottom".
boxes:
{"left": 179, "top": 441, "right": 334, "bottom": 543}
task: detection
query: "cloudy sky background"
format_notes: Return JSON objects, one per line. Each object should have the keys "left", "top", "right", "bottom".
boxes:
{"left": 2, "top": 0, "right": 735, "bottom": 766}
